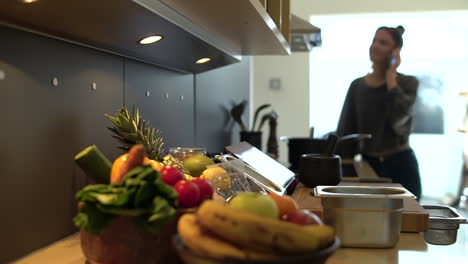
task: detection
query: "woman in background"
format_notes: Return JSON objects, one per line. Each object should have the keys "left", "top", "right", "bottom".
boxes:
{"left": 337, "top": 25, "right": 422, "bottom": 199}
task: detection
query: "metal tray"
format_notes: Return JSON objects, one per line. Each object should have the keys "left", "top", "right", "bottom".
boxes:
{"left": 422, "top": 205, "right": 467, "bottom": 245}
{"left": 224, "top": 142, "right": 296, "bottom": 195}
{"left": 314, "top": 185, "right": 416, "bottom": 199}
{"left": 314, "top": 186, "right": 415, "bottom": 248}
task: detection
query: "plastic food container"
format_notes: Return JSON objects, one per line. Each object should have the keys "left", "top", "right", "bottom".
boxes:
{"left": 169, "top": 147, "right": 207, "bottom": 162}
{"left": 314, "top": 186, "right": 415, "bottom": 248}
{"left": 422, "top": 205, "right": 468, "bottom": 245}
{"left": 172, "top": 235, "right": 341, "bottom": 264}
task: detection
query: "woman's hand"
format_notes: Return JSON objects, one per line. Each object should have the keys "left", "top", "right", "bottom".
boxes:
{"left": 386, "top": 48, "right": 401, "bottom": 90}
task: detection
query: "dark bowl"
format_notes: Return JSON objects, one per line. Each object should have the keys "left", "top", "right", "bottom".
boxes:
{"left": 286, "top": 136, "right": 361, "bottom": 172}
{"left": 286, "top": 138, "right": 327, "bottom": 172}
{"left": 172, "top": 234, "right": 340, "bottom": 264}
{"left": 298, "top": 154, "right": 342, "bottom": 188}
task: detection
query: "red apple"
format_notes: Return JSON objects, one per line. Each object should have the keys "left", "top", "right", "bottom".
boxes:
{"left": 174, "top": 180, "right": 200, "bottom": 208}
{"left": 281, "top": 209, "right": 323, "bottom": 225}
{"left": 160, "top": 166, "right": 184, "bottom": 186}
{"left": 191, "top": 178, "right": 214, "bottom": 204}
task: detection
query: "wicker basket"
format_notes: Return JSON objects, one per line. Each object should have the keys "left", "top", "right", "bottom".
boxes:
{"left": 81, "top": 214, "right": 185, "bottom": 264}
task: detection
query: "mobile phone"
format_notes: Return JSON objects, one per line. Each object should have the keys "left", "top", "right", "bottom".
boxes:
{"left": 389, "top": 53, "right": 396, "bottom": 66}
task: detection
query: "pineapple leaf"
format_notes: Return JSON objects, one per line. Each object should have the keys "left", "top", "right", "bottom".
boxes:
{"left": 111, "top": 135, "right": 134, "bottom": 146}
{"left": 116, "top": 115, "right": 129, "bottom": 129}
{"left": 140, "top": 120, "right": 146, "bottom": 132}
{"left": 118, "top": 131, "right": 138, "bottom": 141}
{"left": 118, "top": 146, "right": 130, "bottom": 152}
{"left": 107, "top": 127, "right": 123, "bottom": 135}
{"left": 106, "top": 117, "right": 121, "bottom": 127}
{"left": 106, "top": 105, "right": 165, "bottom": 160}
{"left": 104, "top": 114, "right": 119, "bottom": 124}
{"left": 131, "top": 120, "right": 139, "bottom": 135}
{"left": 123, "top": 107, "right": 130, "bottom": 118}
{"left": 131, "top": 105, "right": 136, "bottom": 118}
{"left": 135, "top": 108, "right": 141, "bottom": 128}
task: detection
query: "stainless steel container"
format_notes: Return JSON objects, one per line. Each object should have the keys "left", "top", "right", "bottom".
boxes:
{"left": 314, "top": 186, "right": 415, "bottom": 248}
{"left": 422, "top": 205, "right": 467, "bottom": 245}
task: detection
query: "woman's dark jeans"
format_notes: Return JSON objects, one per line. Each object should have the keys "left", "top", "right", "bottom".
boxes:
{"left": 364, "top": 149, "right": 422, "bottom": 200}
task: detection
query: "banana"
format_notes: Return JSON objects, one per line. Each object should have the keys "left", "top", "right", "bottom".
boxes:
{"left": 177, "top": 213, "right": 278, "bottom": 260}
{"left": 196, "top": 200, "right": 335, "bottom": 254}
{"left": 178, "top": 213, "right": 246, "bottom": 259}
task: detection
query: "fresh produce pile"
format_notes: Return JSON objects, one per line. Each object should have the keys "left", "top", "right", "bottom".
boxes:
{"left": 73, "top": 105, "right": 337, "bottom": 263}
{"left": 74, "top": 106, "right": 217, "bottom": 235}
{"left": 74, "top": 144, "right": 215, "bottom": 235}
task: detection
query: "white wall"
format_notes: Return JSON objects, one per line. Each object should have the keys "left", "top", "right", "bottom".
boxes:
{"left": 251, "top": 53, "right": 309, "bottom": 166}
{"left": 292, "top": 0, "right": 468, "bottom": 18}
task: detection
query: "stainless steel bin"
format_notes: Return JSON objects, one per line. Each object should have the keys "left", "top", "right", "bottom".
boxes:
{"left": 314, "top": 186, "right": 415, "bottom": 248}
{"left": 422, "top": 205, "right": 467, "bottom": 245}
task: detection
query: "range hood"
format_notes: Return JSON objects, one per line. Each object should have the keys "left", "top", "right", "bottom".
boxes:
{"left": 290, "top": 14, "right": 322, "bottom": 52}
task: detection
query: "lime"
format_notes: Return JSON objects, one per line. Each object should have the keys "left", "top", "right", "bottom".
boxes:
{"left": 182, "top": 155, "right": 215, "bottom": 177}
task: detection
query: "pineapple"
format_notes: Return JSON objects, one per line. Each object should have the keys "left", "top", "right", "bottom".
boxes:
{"left": 105, "top": 106, "right": 190, "bottom": 174}
{"left": 105, "top": 106, "right": 165, "bottom": 161}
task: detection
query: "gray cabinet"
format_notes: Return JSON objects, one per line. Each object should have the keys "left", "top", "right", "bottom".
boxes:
{"left": 124, "top": 60, "right": 195, "bottom": 150}
{"left": 0, "top": 25, "right": 249, "bottom": 263}
{"left": 195, "top": 58, "right": 250, "bottom": 153}
{"left": 0, "top": 26, "right": 123, "bottom": 263}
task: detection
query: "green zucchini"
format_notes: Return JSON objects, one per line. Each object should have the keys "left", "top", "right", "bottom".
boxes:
{"left": 75, "top": 145, "right": 112, "bottom": 184}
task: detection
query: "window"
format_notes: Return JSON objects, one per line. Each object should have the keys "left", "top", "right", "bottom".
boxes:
{"left": 310, "top": 11, "right": 468, "bottom": 201}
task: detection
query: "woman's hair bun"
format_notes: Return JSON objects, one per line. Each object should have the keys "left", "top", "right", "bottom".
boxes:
{"left": 376, "top": 25, "right": 405, "bottom": 48}
{"left": 396, "top": 25, "right": 405, "bottom": 35}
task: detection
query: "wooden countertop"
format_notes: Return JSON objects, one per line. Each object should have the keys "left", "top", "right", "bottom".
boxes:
{"left": 11, "top": 183, "right": 466, "bottom": 264}
{"left": 13, "top": 227, "right": 468, "bottom": 264}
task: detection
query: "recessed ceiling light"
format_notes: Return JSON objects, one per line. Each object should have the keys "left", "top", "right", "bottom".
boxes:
{"left": 21, "top": 0, "right": 39, "bottom": 3}
{"left": 138, "top": 35, "right": 163, "bottom": 45}
{"left": 195, "top": 58, "right": 211, "bottom": 64}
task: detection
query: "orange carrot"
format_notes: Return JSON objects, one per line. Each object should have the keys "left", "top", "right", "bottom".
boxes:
{"left": 111, "top": 144, "right": 146, "bottom": 183}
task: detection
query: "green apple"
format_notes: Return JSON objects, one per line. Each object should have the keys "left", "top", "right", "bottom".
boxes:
{"left": 228, "top": 192, "right": 279, "bottom": 219}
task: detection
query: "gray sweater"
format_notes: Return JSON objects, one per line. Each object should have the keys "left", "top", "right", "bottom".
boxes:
{"left": 337, "top": 73, "right": 419, "bottom": 156}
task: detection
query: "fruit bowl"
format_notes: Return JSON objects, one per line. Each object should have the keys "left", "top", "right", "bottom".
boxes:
{"left": 172, "top": 234, "right": 340, "bottom": 264}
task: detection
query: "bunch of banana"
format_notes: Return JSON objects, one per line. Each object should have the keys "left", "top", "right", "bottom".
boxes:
{"left": 178, "top": 213, "right": 276, "bottom": 260}
{"left": 177, "top": 200, "right": 335, "bottom": 260}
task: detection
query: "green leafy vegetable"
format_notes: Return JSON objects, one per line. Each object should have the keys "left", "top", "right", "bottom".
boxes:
{"left": 133, "top": 196, "right": 178, "bottom": 234}
{"left": 73, "top": 203, "right": 115, "bottom": 235}
{"left": 149, "top": 196, "right": 177, "bottom": 223}
{"left": 74, "top": 165, "right": 178, "bottom": 234}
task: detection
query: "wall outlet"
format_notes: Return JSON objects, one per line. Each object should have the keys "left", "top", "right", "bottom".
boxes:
{"left": 269, "top": 78, "right": 281, "bottom": 90}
